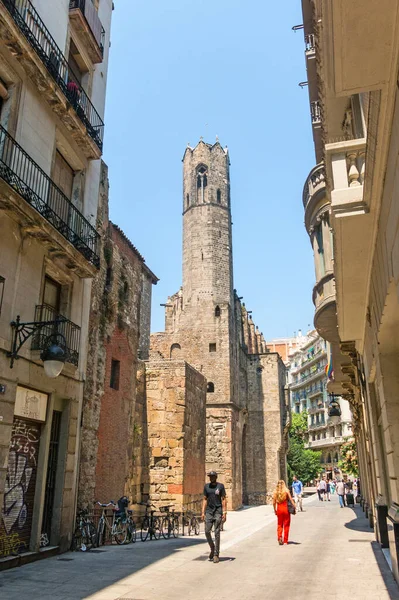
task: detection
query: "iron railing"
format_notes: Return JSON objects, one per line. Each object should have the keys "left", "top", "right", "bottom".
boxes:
{"left": 305, "top": 33, "right": 315, "bottom": 53}
{"left": 69, "top": 0, "right": 105, "bottom": 54}
{"left": 2, "top": 0, "right": 104, "bottom": 150}
{"left": 31, "top": 304, "right": 81, "bottom": 366}
{"left": 310, "top": 100, "right": 322, "bottom": 125}
{"left": 0, "top": 124, "right": 100, "bottom": 267}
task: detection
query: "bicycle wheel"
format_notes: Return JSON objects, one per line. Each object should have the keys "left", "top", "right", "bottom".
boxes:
{"left": 152, "top": 516, "right": 162, "bottom": 540}
{"left": 161, "top": 516, "right": 170, "bottom": 539}
{"left": 187, "top": 518, "right": 193, "bottom": 536}
{"left": 114, "top": 519, "right": 127, "bottom": 545}
{"left": 127, "top": 520, "right": 137, "bottom": 543}
{"left": 172, "top": 517, "right": 179, "bottom": 538}
{"left": 71, "top": 526, "right": 82, "bottom": 551}
{"left": 86, "top": 522, "right": 98, "bottom": 549}
{"left": 141, "top": 516, "right": 149, "bottom": 542}
{"left": 194, "top": 517, "right": 200, "bottom": 535}
{"left": 97, "top": 518, "right": 105, "bottom": 546}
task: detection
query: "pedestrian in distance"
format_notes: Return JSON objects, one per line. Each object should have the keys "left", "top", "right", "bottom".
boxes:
{"left": 292, "top": 475, "right": 304, "bottom": 512}
{"left": 330, "top": 480, "right": 336, "bottom": 495}
{"left": 326, "top": 479, "right": 331, "bottom": 501}
{"left": 336, "top": 479, "right": 346, "bottom": 508}
{"left": 318, "top": 477, "right": 327, "bottom": 501}
{"left": 273, "top": 480, "right": 295, "bottom": 545}
{"left": 201, "top": 471, "right": 227, "bottom": 564}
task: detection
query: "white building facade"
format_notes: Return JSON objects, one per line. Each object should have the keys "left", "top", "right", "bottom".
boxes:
{"left": 0, "top": 0, "right": 113, "bottom": 560}
{"left": 288, "top": 332, "right": 352, "bottom": 477}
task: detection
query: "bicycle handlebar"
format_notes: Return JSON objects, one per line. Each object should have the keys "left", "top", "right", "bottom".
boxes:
{"left": 95, "top": 501, "right": 117, "bottom": 508}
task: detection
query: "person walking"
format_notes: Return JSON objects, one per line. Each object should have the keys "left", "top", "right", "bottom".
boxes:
{"left": 326, "top": 479, "right": 331, "bottom": 501}
{"left": 201, "top": 471, "right": 227, "bottom": 563}
{"left": 273, "top": 480, "right": 295, "bottom": 545}
{"left": 336, "top": 479, "right": 346, "bottom": 508}
{"left": 292, "top": 475, "right": 303, "bottom": 512}
{"left": 318, "top": 477, "right": 327, "bottom": 501}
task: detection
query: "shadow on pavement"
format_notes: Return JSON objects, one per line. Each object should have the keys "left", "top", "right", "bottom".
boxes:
{"left": 371, "top": 541, "right": 399, "bottom": 600}
{"left": 0, "top": 536, "right": 206, "bottom": 600}
{"left": 344, "top": 506, "right": 373, "bottom": 533}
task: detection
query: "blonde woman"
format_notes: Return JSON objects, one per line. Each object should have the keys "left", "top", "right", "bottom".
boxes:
{"left": 272, "top": 480, "right": 294, "bottom": 545}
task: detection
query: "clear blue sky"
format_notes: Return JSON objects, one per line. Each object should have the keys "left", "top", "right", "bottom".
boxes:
{"left": 103, "top": 0, "right": 316, "bottom": 339}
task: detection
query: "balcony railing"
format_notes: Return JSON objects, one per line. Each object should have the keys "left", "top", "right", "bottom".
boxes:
{"left": 310, "top": 101, "right": 322, "bottom": 125}
{"left": 0, "top": 124, "right": 100, "bottom": 268}
{"left": 305, "top": 33, "right": 315, "bottom": 53}
{"left": 69, "top": 0, "right": 105, "bottom": 55}
{"left": 302, "top": 164, "right": 326, "bottom": 208}
{"left": 32, "top": 304, "right": 81, "bottom": 366}
{"left": 2, "top": 0, "right": 104, "bottom": 150}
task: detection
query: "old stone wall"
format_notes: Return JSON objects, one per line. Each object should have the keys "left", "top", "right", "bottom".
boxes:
{"left": 245, "top": 352, "right": 288, "bottom": 504}
{"left": 142, "top": 360, "right": 206, "bottom": 511}
{"left": 78, "top": 162, "right": 156, "bottom": 509}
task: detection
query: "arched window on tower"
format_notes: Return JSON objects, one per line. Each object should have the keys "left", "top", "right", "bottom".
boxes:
{"left": 207, "top": 382, "right": 214, "bottom": 393}
{"left": 186, "top": 194, "right": 190, "bottom": 208}
{"left": 215, "top": 306, "right": 221, "bottom": 317}
{"left": 217, "top": 189, "right": 221, "bottom": 204}
{"left": 197, "top": 165, "right": 208, "bottom": 203}
{"left": 170, "top": 343, "right": 181, "bottom": 358}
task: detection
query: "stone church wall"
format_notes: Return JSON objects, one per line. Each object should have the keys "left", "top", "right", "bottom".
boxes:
{"left": 144, "top": 360, "right": 206, "bottom": 510}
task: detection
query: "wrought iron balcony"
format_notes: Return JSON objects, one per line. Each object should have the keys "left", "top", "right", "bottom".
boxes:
{"left": 69, "top": 0, "right": 105, "bottom": 63}
{"left": 31, "top": 304, "right": 81, "bottom": 366}
{"left": 0, "top": 124, "right": 100, "bottom": 268}
{"left": 310, "top": 101, "right": 322, "bottom": 125}
{"left": 2, "top": 0, "right": 104, "bottom": 151}
{"left": 305, "top": 33, "right": 315, "bottom": 54}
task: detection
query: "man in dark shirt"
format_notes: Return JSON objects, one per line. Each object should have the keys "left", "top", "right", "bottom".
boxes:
{"left": 201, "top": 471, "right": 227, "bottom": 563}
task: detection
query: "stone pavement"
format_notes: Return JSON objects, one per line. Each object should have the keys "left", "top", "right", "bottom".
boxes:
{"left": 1, "top": 493, "right": 398, "bottom": 600}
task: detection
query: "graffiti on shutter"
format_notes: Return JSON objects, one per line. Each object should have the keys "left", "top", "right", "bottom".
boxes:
{"left": 0, "top": 418, "right": 41, "bottom": 557}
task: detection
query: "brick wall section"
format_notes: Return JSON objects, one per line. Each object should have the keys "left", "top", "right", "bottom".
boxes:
{"left": 78, "top": 161, "right": 157, "bottom": 508}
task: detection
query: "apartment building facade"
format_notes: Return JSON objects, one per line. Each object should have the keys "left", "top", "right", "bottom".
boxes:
{"left": 300, "top": 0, "right": 399, "bottom": 584}
{"left": 288, "top": 332, "right": 352, "bottom": 476}
{"left": 0, "top": 0, "right": 113, "bottom": 559}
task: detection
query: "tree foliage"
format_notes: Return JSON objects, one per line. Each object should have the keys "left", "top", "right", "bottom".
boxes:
{"left": 338, "top": 437, "right": 358, "bottom": 476}
{"left": 287, "top": 411, "right": 322, "bottom": 484}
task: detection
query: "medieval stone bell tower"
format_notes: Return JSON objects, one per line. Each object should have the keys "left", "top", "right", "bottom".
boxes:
{"left": 182, "top": 140, "right": 234, "bottom": 309}
{"left": 151, "top": 139, "right": 288, "bottom": 510}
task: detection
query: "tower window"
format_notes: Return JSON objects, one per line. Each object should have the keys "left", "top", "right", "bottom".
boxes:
{"left": 215, "top": 306, "right": 221, "bottom": 317}
{"left": 217, "top": 189, "right": 221, "bottom": 204}
{"left": 209, "top": 343, "right": 216, "bottom": 352}
{"left": 186, "top": 194, "right": 190, "bottom": 208}
{"left": 110, "top": 359, "right": 120, "bottom": 390}
{"left": 170, "top": 343, "right": 181, "bottom": 358}
{"left": 197, "top": 165, "right": 208, "bottom": 203}
{"left": 207, "top": 382, "right": 215, "bottom": 393}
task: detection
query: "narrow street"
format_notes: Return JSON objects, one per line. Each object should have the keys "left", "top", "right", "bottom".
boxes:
{"left": 1, "top": 494, "right": 397, "bottom": 600}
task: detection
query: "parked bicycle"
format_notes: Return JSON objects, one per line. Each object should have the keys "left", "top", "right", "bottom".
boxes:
{"left": 186, "top": 510, "right": 200, "bottom": 536}
{"left": 96, "top": 501, "right": 127, "bottom": 545}
{"left": 71, "top": 508, "right": 97, "bottom": 551}
{"left": 126, "top": 508, "right": 137, "bottom": 543}
{"left": 159, "top": 505, "right": 179, "bottom": 539}
{"left": 139, "top": 502, "right": 161, "bottom": 541}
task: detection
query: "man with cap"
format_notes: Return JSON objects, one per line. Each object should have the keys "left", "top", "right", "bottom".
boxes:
{"left": 201, "top": 470, "right": 227, "bottom": 563}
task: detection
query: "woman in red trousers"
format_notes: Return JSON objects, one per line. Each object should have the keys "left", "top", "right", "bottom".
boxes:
{"left": 272, "top": 480, "right": 295, "bottom": 545}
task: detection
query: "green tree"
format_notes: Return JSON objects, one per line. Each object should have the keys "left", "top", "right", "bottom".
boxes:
{"left": 287, "top": 411, "right": 322, "bottom": 484}
{"left": 338, "top": 437, "right": 358, "bottom": 476}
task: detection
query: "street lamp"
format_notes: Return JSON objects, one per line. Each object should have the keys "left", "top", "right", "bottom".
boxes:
{"left": 328, "top": 393, "right": 342, "bottom": 424}
{"left": 8, "top": 315, "right": 68, "bottom": 378}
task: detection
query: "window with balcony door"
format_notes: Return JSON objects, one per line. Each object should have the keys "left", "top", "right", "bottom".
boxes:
{"left": 68, "top": 39, "right": 90, "bottom": 90}
{"left": 43, "top": 276, "right": 62, "bottom": 312}
{"left": 315, "top": 224, "right": 325, "bottom": 276}
{"left": 53, "top": 151, "right": 74, "bottom": 200}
